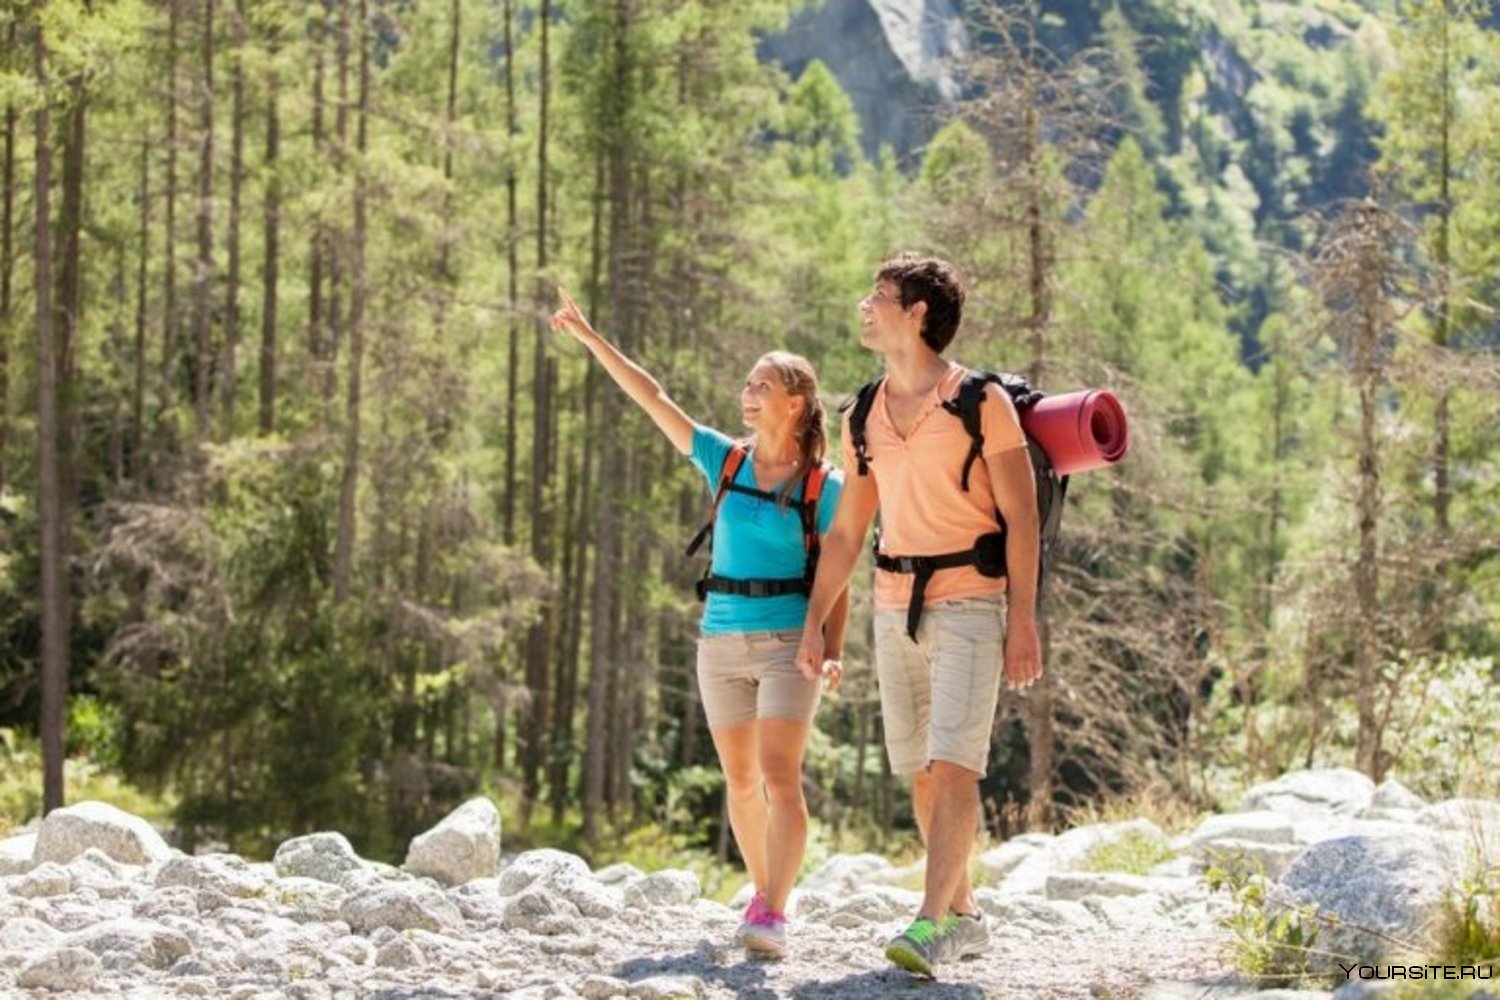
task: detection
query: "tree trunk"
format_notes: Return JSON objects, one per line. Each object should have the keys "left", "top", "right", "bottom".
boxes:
{"left": 521, "top": 0, "right": 553, "bottom": 817}
{"left": 221, "top": 0, "right": 246, "bottom": 437}
{"left": 131, "top": 136, "right": 150, "bottom": 480}
{"left": 1432, "top": 8, "right": 1452, "bottom": 543}
{"left": 333, "top": 0, "right": 371, "bottom": 605}
{"left": 258, "top": 46, "right": 280, "bottom": 434}
{"left": 583, "top": 0, "right": 634, "bottom": 841}
{"left": 1353, "top": 263, "right": 1381, "bottom": 778}
{"left": 324, "top": 0, "right": 351, "bottom": 416}
{"left": 192, "top": 0, "right": 216, "bottom": 440}
{"left": 162, "top": 0, "right": 180, "bottom": 414}
{"left": 0, "top": 20, "right": 15, "bottom": 493}
{"left": 308, "top": 4, "right": 326, "bottom": 401}
{"left": 1021, "top": 80, "right": 1056, "bottom": 832}
{"left": 34, "top": 17, "right": 68, "bottom": 814}
{"left": 502, "top": 0, "right": 519, "bottom": 546}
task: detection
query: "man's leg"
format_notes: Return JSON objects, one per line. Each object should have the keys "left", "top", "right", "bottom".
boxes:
{"left": 911, "top": 763, "right": 979, "bottom": 919}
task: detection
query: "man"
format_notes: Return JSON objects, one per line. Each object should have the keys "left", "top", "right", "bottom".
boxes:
{"left": 795, "top": 253, "right": 1042, "bottom": 977}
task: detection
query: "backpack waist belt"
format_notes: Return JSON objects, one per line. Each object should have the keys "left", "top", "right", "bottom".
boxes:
{"left": 696, "top": 575, "right": 811, "bottom": 600}
{"left": 875, "top": 531, "right": 1006, "bottom": 640}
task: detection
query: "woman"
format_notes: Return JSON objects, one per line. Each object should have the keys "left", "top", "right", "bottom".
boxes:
{"left": 549, "top": 287, "right": 849, "bottom": 959}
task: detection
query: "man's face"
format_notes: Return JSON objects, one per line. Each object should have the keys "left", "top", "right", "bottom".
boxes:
{"left": 859, "top": 279, "right": 917, "bottom": 352}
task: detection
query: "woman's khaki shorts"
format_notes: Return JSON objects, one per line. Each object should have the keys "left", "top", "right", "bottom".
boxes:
{"left": 873, "top": 595, "right": 1006, "bottom": 776}
{"left": 696, "top": 630, "right": 822, "bottom": 729}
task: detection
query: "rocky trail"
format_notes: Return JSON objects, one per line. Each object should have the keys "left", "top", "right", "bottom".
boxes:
{"left": 2, "top": 769, "right": 1496, "bottom": 999}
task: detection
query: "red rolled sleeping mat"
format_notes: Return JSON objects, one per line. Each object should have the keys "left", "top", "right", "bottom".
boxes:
{"left": 1021, "top": 389, "right": 1129, "bottom": 476}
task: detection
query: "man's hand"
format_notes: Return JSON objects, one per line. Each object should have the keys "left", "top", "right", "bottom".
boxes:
{"left": 549, "top": 286, "right": 595, "bottom": 342}
{"left": 1004, "top": 616, "right": 1042, "bottom": 690}
{"left": 795, "top": 628, "right": 824, "bottom": 682}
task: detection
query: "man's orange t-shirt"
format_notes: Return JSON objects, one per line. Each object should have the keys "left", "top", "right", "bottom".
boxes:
{"left": 840, "top": 362, "right": 1028, "bottom": 611}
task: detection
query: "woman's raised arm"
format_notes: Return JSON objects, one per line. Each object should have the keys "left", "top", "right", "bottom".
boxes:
{"left": 549, "top": 286, "right": 695, "bottom": 455}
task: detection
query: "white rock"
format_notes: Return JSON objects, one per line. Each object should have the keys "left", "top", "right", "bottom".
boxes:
{"left": 0, "top": 832, "right": 37, "bottom": 875}
{"left": 581, "top": 974, "right": 632, "bottom": 999}
{"left": 798, "top": 852, "right": 894, "bottom": 892}
{"left": 592, "top": 863, "right": 643, "bottom": 886}
{"left": 133, "top": 886, "right": 201, "bottom": 921}
{"left": 623, "top": 869, "right": 700, "bottom": 908}
{"left": 33, "top": 801, "right": 173, "bottom": 867}
{"left": 403, "top": 797, "right": 501, "bottom": 886}
{"left": 1274, "top": 830, "right": 1461, "bottom": 972}
{"left": 827, "top": 888, "right": 904, "bottom": 927}
{"left": 498, "top": 849, "right": 593, "bottom": 896}
{"left": 338, "top": 882, "right": 463, "bottom": 934}
{"left": 374, "top": 935, "right": 423, "bottom": 969}
{"left": 1240, "top": 768, "right": 1376, "bottom": 820}
{"left": 501, "top": 886, "right": 584, "bottom": 936}
{"left": 1, "top": 915, "right": 62, "bottom": 951}
{"left": 13, "top": 861, "right": 74, "bottom": 898}
{"left": 1043, "top": 872, "right": 1159, "bottom": 901}
{"left": 70, "top": 917, "right": 193, "bottom": 970}
{"left": 156, "top": 853, "right": 268, "bottom": 898}
{"left": 1366, "top": 778, "right": 1425, "bottom": 813}
{"left": 999, "top": 819, "right": 1168, "bottom": 896}
{"left": 270, "top": 876, "right": 347, "bottom": 922}
{"left": 1188, "top": 810, "right": 1296, "bottom": 848}
{"left": 17, "top": 946, "right": 101, "bottom": 991}
{"left": 272, "top": 832, "right": 365, "bottom": 886}
{"left": 978, "top": 839, "right": 1041, "bottom": 883}
{"left": 1193, "top": 838, "right": 1307, "bottom": 880}
{"left": 629, "top": 976, "right": 705, "bottom": 1000}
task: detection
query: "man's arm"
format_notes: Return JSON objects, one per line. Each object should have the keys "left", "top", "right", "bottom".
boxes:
{"left": 987, "top": 446, "right": 1042, "bottom": 687}
{"left": 795, "top": 471, "right": 878, "bottom": 679}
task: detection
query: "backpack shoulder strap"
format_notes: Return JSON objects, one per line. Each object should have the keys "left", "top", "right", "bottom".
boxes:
{"left": 684, "top": 443, "right": 749, "bottom": 557}
{"left": 839, "top": 377, "right": 885, "bottom": 477}
{"left": 941, "top": 369, "right": 997, "bottom": 491}
{"left": 797, "top": 462, "right": 831, "bottom": 581}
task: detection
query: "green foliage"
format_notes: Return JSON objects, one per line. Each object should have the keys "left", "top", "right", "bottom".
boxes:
{"left": 1082, "top": 831, "right": 1175, "bottom": 876}
{"left": 1205, "top": 861, "right": 1327, "bottom": 988}
{"left": 0, "top": 731, "right": 176, "bottom": 838}
{"left": 1432, "top": 861, "right": 1500, "bottom": 968}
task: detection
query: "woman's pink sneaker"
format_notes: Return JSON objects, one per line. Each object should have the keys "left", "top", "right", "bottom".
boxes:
{"left": 742, "top": 902, "right": 788, "bottom": 959}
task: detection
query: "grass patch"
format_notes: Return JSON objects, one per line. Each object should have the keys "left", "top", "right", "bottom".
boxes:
{"left": 1082, "top": 830, "right": 1176, "bottom": 875}
{"left": 2, "top": 728, "right": 177, "bottom": 838}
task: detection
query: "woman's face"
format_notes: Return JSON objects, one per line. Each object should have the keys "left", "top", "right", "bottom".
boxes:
{"left": 740, "top": 360, "right": 802, "bottom": 436}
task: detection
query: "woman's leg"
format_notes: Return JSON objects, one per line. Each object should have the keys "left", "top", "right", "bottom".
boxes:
{"left": 758, "top": 717, "right": 811, "bottom": 914}
{"left": 709, "top": 721, "right": 769, "bottom": 891}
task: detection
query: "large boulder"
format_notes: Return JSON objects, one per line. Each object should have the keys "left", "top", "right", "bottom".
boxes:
{"left": 32, "top": 801, "right": 173, "bottom": 866}
{"left": 402, "top": 797, "right": 501, "bottom": 887}
{"left": 1240, "top": 769, "right": 1375, "bottom": 821}
{"left": 1273, "top": 830, "right": 1460, "bottom": 972}
{"left": 273, "top": 832, "right": 365, "bottom": 887}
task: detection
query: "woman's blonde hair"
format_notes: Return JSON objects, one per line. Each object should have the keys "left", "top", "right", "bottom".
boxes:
{"left": 754, "top": 350, "right": 827, "bottom": 509}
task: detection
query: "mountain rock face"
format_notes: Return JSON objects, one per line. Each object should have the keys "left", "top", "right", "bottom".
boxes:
{"left": 761, "top": 0, "right": 966, "bottom": 163}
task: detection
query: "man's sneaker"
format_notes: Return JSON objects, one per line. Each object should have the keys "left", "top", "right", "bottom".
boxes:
{"left": 932, "top": 910, "right": 990, "bottom": 962}
{"left": 734, "top": 891, "right": 768, "bottom": 945}
{"left": 742, "top": 906, "right": 787, "bottom": 959}
{"left": 884, "top": 917, "right": 941, "bottom": 977}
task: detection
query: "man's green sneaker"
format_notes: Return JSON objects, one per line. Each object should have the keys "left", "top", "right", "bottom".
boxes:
{"left": 884, "top": 917, "right": 941, "bottom": 977}
{"left": 932, "top": 910, "right": 990, "bottom": 962}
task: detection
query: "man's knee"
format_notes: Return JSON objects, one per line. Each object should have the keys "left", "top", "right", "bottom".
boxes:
{"left": 928, "top": 758, "right": 982, "bottom": 786}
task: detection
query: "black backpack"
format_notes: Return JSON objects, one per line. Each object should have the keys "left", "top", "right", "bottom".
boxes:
{"left": 842, "top": 368, "right": 1068, "bottom": 638}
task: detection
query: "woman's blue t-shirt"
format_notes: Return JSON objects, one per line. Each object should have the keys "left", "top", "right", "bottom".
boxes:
{"left": 690, "top": 425, "right": 843, "bottom": 635}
